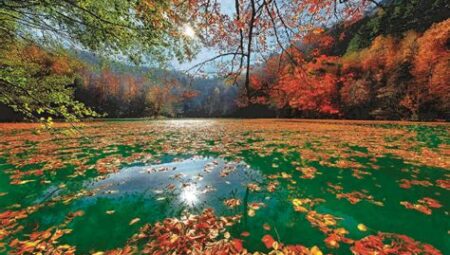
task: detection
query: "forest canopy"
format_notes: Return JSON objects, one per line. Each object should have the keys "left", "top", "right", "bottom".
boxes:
{"left": 0, "top": 0, "right": 449, "bottom": 121}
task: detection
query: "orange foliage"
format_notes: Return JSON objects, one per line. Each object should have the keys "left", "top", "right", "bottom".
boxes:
{"left": 412, "top": 19, "right": 450, "bottom": 111}
{"left": 302, "top": 30, "right": 336, "bottom": 50}
{"left": 51, "top": 57, "right": 73, "bottom": 75}
{"left": 360, "top": 35, "right": 397, "bottom": 74}
{"left": 19, "top": 44, "right": 80, "bottom": 76}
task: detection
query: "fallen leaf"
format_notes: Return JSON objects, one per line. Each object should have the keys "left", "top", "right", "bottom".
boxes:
{"left": 357, "top": 224, "right": 368, "bottom": 232}
{"left": 262, "top": 234, "right": 275, "bottom": 249}
{"left": 129, "top": 218, "right": 140, "bottom": 225}
{"left": 310, "top": 245, "right": 323, "bottom": 255}
{"left": 241, "top": 231, "right": 250, "bottom": 237}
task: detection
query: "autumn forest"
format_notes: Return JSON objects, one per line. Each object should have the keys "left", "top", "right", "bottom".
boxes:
{"left": 0, "top": 0, "right": 449, "bottom": 255}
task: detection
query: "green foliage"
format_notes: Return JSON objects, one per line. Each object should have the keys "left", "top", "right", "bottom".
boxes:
{"left": 343, "top": 0, "right": 448, "bottom": 55}
{"left": 0, "top": 0, "right": 197, "bottom": 63}
{"left": 346, "top": 34, "right": 364, "bottom": 54}
{"left": 0, "top": 0, "right": 200, "bottom": 122}
{"left": 0, "top": 43, "right": 98, "bottom": 122}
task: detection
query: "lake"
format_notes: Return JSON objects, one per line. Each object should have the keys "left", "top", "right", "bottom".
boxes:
{"left": 0, "top": 119, "right": 449, "bottom": 254}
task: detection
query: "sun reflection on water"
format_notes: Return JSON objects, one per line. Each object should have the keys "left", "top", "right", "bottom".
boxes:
{"left": 179, "top": 185, "right": 200, "bottom": 206}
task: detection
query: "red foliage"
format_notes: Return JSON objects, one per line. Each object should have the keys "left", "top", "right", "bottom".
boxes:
{"left": 275, "top": 54, "right": 340, "bottom": 115}
{"left": 244, "top": 16, "right": 448, "bottom": 119}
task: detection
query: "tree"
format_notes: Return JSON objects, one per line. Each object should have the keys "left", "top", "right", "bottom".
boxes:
{"left": 273, "top": 53, "right": 340, "bottom": 116}
{"left": 0, "top": 43, "right": 97, "bottom": 122}
{"left": 408, "top": 19, "right": 450, "bottom": 119}
{"left": 145, "top": 78, "right": 190, "bottom": 118}
{"left": 0, "top": 0, "right": 197, "bottom": 63}
{"left": 340, "top": 76, "right": 371, "bottom": 109}
{"left": 0, "top": 0, "right": 198, "bottom": 121}
{"left": 183, "top": 0, "right": 382, "bottom": 97}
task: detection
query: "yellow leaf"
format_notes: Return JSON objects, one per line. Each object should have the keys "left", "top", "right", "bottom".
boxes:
{"left": 310, "top": 246, "right": 323, "bottom": 255}
{"left": 57, "top": 244, "right": 72, "bottom": 250}
{"left": 357, "top": 223, "right": 368, "bottom": 232}
{"left": 272, "top": 241, "right": 279, "bottom": 250}
{"left": 170, "top": 234, "right": 179, "bottom": 243}
{"left": 335, "top": 228, "right": 348, "bottom": 235}
{"left": 248, "top": 209, "right": 256, "bottom": 217}
{"left": 106, "top": 210, "right": 115, "bottom": 215}
{"left": 325, "top": 238, "right": 339, "bottom": 248}
{"left": 292, "top": 199, "right": 303, "bottom": 206}
{"left": 16, "top": 180, "right": 35, "bottom": 185}
{"left": 24, "top": 241, "right": 39, "bottom": 248}
{"left": 129, "top": 218, "right": 140, "bottom": 225}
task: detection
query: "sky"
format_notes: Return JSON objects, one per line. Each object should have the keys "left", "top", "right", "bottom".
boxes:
{"left": 170, "top": 1, "right": 235, "bottom": 72}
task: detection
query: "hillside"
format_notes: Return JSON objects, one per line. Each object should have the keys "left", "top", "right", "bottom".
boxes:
{"left": 242, "top": 0, "right": 449, "bottom": 120}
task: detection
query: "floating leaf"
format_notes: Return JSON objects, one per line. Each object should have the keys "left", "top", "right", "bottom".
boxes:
{"left": 129, "top": 218, "right": 140, "bottom": 225}
{"left": 263, "top": 223, "right": 271, "bottom": 231}
{"left": 241, "top": 231, "right": 250, "bottom": 237}
{"left": 357, "top": 224, "right": 368, "bottom": 232}
{"left": 224, "top": 198, "right": 241, "bottom": 208}
{"left": 310, "top": 246, "right": 323, "bottom": 255}
{"left": 261, "top": 234, "right": 275, "bottom": 249}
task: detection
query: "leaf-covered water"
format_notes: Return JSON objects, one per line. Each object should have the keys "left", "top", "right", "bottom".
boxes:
{"left": 0, "top": 120, "right": 449, "bottom": 254}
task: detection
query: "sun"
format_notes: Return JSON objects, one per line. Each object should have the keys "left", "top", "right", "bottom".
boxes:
{"left": 183, "top": 24, "right": 196, "bottom": 38}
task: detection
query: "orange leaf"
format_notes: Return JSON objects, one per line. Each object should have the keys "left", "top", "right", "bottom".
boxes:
{"left": 232, "top": 239, "right": 243, "bottom": 252}
{"left": 261, "top": 234, "right": 275, "bottom": 249}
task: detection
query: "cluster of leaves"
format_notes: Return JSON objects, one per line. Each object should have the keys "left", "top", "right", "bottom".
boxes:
{"left": 400, "top": 197, "right": 442, "bottom": 215}
{"left": 327, "top": 183, "right": 384, "bottom": 206}
{"left": 123, "top": 208, "right": 243, "bottom": 254}
{"left": 1, "top": 206, "right": 84, "bottom": 255}
{"left": 100, "top": 209, "right": 329, "bottom": 255}
{"left": 351, "top": 233, "right": 442, "bottom": 255}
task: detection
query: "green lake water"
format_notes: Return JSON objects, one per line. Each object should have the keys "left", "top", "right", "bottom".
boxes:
{"left": 0, "top": 120, "right": 448, "bottom": 254}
